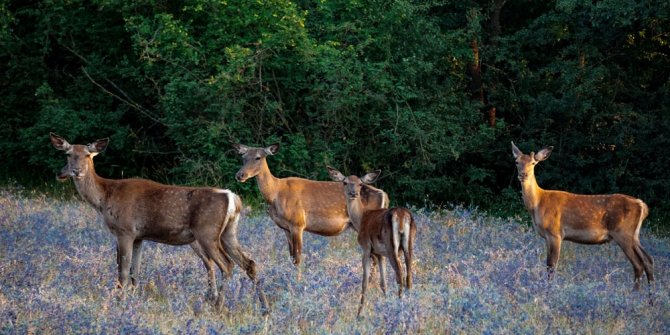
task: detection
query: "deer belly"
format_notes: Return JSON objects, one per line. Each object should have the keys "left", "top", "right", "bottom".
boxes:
{"left": 305, "top": 217, "right": 349, "bottom": 236}
{"left": 562, "top": 226, "right": 611, "bottom": 244}
{"left": 144, "top": 230, "right": 196, "bottom": 245}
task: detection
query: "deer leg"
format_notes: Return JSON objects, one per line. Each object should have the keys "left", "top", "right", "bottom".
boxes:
{"left": 269, "top": 207, "right": 295, "bottom": 262}
{"left": 388, "top": 251, "right": 404, "bottom": 297}
{"left": 197, "top": 239, "right": 233, "bottom": 311}
{"left": 116, "top": 244, "right": 121, "bottom": 276}
{"left": 374, "top": 254, "right": 387, "bottom": 295}
{"left": 221, "top": 218, "right": 269, "bottom": 315}
{"left": 192, "top": 217, "right": 234, "bottom": 311}
{"left": 191, "top": 241, "right": 218, "bottom": 301}
{"left": 403, "top": 243, "right": 413, "bottom": 291}
{"left": 357, "top": 249, "right": 372, "bottom": 319}
{"left": 616, "top": 241, "right": 645, "bottom": 291}
{"left": 634, "top": 243, "right": 654, "bottom": 284}
{"left": 545, "top": 236, "right": 562, "bottom": 280}
{"left": 130, "top": 240, "right": 143, "bottom": 287}
{"left": 116, "top": 236, "right": 134, "bottom": 289}
{"left": 291, "top": 228, "right": 304, "bottom": 266}
{"left": 282, "top": 229, "right": 295, "bottom": 261}
{"left": 290, "top": 228, "right": 305, "bottom": 281}
{"left": 634, "top": 243, "right": 656, "bottom": 305}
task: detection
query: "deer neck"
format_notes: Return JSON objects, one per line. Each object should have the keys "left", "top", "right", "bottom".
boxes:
{"left": 73, "top": 161, "right": 107, "bottom": 211}
{"left": 255, "top": 159, "right": 280, "bottom": 204}
{"left": 520, "top": 172, "right": 544, "bottom": 212}
{"left": 345, "top": 196, "right": 366, "bottom": 232}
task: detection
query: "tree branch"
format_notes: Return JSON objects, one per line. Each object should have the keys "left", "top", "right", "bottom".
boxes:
{"left": 80, "top": 67, "right": 164, "bottom": 125}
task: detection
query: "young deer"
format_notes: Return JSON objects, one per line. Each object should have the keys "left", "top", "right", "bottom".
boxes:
{"left": 50, "top": 133, "right": 268, "bottom": 313}
{"left": 232, "top": 143, "right": 388, "bottom": 278}
{"left": 327, "top": 167, "right": 416, "bottom": 318}
{"left": 511, "top": 142, "right": 654, "bottom": 290}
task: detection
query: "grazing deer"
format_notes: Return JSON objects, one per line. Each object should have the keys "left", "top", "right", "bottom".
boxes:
{"left": 232, "top": 143, "right": 389, "bottom": 277}
{"left": 511, "top": 142, "right": 654, "bottom": 290}
{"left": 327, "top": 167, "right": 416, "bottom": 318}
{"left": 50, "top": 133, "right": 268, "bottom": 313}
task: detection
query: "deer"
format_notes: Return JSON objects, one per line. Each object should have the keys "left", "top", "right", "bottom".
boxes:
{"left": 50, "top": 133, "right": 268, "bottom": 313}
{"left": 511, "top": 142, "right": 654, "bottom": 290}
{"left": 327, "top": 167, "right": 416, "bottom": 318}
{"left": 232, "top": 143, "right": 389, "bottom": 278}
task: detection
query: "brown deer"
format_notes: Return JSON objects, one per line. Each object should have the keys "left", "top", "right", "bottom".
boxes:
{"left": 50, "top": 133, "right": 268, "bottom": 313}
{"left": 511, "top": 142, "right": 654, "bottom": 290}
{"left": 232, "top": 143, "right": 388, "bottom": 277}
{"left": 327, "top": 167, "right": 416, "bottom": 318}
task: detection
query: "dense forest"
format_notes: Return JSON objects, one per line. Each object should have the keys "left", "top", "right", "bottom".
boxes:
{"left": 1, "top": 0, "right": 669, "bottom": 218}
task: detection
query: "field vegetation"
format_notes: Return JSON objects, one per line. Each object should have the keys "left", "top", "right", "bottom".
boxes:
{"left": 2, "top": 188, "right": 668, "bottom": 334}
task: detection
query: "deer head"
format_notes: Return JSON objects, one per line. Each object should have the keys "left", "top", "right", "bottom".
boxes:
{"left": 232, "top": 143, "right": 279, "bottom": 182}
{"left": 327, "top": 166, "right": 381, "bottom": 200}
{"left": 511, "top": 141, "right": 553, "bottom": 183}
{"left": 50, "top": 133, "right": 109, "bottom": 180}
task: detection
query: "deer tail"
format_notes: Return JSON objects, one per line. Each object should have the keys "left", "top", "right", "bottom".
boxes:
{"left": 391, "top": 209, "right": 411, "bottom": 255}
{"left": 634, "top": 199, "right": 649, "bottom": 243}
{"left": 634, "top": 200, "right": 654, "bottom": 270}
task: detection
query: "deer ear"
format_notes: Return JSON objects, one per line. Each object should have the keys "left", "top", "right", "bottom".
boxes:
{"left": 87, "top": 138, "right": 109, "bottom": 157}
{"left": 50, "top": 133, "right": 72, "bottom": 151}
{"left": 511, "top": 141, "right": 523, "bottom": 159}
{"left": 265, "top": 143, "right": 280, "bottom": 155}
{"left": 361, "top": 170, "right": 381, "bottom": 184}
{"left": 327, "top": 166, "right": 345, "bottom": 182}
{"left": 232, "top": 144, "right": 249, "bottom": 155}
{"left": 535, "top": 146, "right": 553, "bottom": 161}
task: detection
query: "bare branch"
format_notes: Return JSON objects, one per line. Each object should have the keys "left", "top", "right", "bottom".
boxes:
{"left": 81, "top": 67, "right": 164, "bottom": 125}
{"left": 60, "top": 40, "right": 164, "bottom": 125}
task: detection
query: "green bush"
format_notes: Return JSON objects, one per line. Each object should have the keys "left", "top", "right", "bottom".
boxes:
{"left": 1, "top": 0, "right": 668, "bottom": 224}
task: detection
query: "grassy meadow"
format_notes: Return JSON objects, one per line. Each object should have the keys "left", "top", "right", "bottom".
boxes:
{"left": 1, "top": 189, "right": 669, "bottom": 334}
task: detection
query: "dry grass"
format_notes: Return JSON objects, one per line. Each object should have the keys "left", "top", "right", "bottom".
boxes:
{"left": 1, "top": 190, "right": 668, "bottom": 333}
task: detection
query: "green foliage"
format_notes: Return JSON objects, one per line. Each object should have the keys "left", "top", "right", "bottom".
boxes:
{"left": 1, "top": 0, "right": 669, "bottom": 220}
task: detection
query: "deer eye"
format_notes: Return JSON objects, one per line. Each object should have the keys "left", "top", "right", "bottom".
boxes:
{"left": 255, "top": 156, "right": 261, "bottom": 161}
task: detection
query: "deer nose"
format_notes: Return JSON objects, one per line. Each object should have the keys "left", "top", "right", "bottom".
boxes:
{"left": 235, "top": 171, "right": 246, "bottom": 182}
{"left": 72, "top": 168, "right": 82, "bottom": 176}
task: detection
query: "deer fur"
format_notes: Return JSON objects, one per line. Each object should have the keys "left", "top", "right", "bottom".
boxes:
{"left": 232, "top": 143, "right": 388, "bottom": 277}
{"left": 50, "top": 133, "right": 267, "bottom": 313}
{"left": 328, "top": 166, "right": 416, "bottom": 318}
{"left": 511, "top": 141, "right": 653, "bottom": 290}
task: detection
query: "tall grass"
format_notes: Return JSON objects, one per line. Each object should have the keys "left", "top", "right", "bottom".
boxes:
{"left": 1, "top": 190, "right": 668, "bottom": 334}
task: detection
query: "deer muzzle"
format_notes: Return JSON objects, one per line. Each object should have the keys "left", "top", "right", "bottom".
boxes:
{"left": 235, "top": 171, "right": 248, "bottom": 183}
{"left": 517, "top": 172, "right": 527, "bottom": 182}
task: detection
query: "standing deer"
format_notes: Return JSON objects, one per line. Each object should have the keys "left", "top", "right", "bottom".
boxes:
{"left": 327, "top": 167, "right": 416, "bottom": 318}
{"left": 50, "top": 133, "right": 268, "bottom": 313}
{"left": 511, "top": 142, "right": 654, "bottom": 290}
{"left": 232, "top": 143, "right": 388, "bottom": 277}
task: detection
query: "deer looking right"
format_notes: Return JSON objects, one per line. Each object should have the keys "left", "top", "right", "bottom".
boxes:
{"left": 327, "top": 167, "right": 416, "bottom": 318}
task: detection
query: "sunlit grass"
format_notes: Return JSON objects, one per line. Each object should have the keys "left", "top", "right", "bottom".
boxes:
{"left": 1, "top": 190, "right": 668, "bottom": 333}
